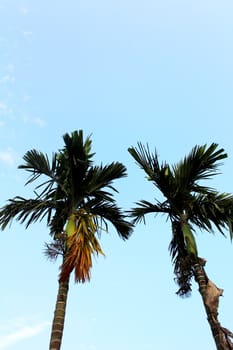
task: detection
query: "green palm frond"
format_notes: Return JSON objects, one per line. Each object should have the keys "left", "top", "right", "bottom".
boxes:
{"left": 129, "top": 199, "right": 170, "bottom": 224}
{"left": 0, "top": 196, "right": 56, "bottom": 229}
{"left": 19, "top": 149, "right": 57, "bottom": 184}
{"left": 48, "top": 200, "right": 68, "bottom": 236}
{"left": 62, "top": 130, "right": 94, "bottom": 163}
{"left": 172, "top": 143, "right": 227, "bottom": 192}
{"left": 84, "top": 162, "right": 127, "bottom": 196}
{"left": 61, "top": 130, "right": 94, "bottom": 176}
{"left": 189, "top": 192, "right": 233, "bottom": 238}
{"left": 169, "top": 221, "right": 193, "bottom": 296}
{"left": 128, "top": 143, "right": 160, "bottom": 180}
{"left": 128, "top": 143, "right": 177, "bottom": 201}
{"left": 55, "top": 131, "right": 95, "bottom": 204}
{"left": 88, "top": 200, "right": 133, "bottom": 240}
{"left": 18, "top": 150, "right": 59, "bottom": 200}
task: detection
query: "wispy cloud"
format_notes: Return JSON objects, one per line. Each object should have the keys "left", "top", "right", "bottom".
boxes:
{"left": 0, "top": 102, "right": 12, "bottom": 116}
{"left": 0, "top": 64, "right": 15, "bottom": 84}
{"left": 6, "top": 64, "right": 14, "bottom": 73}
{"left": 33, "top": 117, "right": 47, "bottom": 127}
{"left": 0, "top": 148, "right": 16, "bottom": 166}
{"left": 23, "top": 115, "right": 47, "bottom": 128}
{"left": 0, "top": 75, "right": 15, "bottom": 84}
{"left": 0, "top": 102, "right": 8, "bottom": 114}
{"left": 19, "top": 6, "right": 30, "bottom": 15}
{"left": 23, "top": 31, "right": 33, "bottom": 40}
{"left": 23, "top": 94, "right": 31, "bottom": 102}
{"left": 0, "top": 321, "right": 50, "bottom": 349}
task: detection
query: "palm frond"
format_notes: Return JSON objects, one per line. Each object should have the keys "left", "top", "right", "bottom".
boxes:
{"left": 0, "top": 197, "right": 56, "bottom": 230}
{"left": 173, "top": 143, "right": 227, "bottom": 192}
{"left": 128, "top": 144, "right": 178, "bottom": 202}
{"left": 17, "top": 150, "right": 58, "bottom": 200}
{"left": 84, "top": 162, "right": 127, "bottom": 194}
{"left": 19, "top": 150, "right": 57, "bottom": 185}
{"left": 189, "top": 192, "right": 233, "bottom": 238}
{"left": 48, "top": 200, "right": 68, "bottom": 236}
{"left": 62, "top": 130, "right": 94, "bottom": 163}
{"left": 129, "top": 199, "right": 170, "bottom": 224}
{"left": 169, "top": 221, "right": 194, "bottom": 296}
{"left": 59, "top": 213, "right": 104, "bottom": 283}
{"left": 88, "top": 201, "right": 133, "bottom": 240}
{"left": 56, "top": 130, "right": 95, "bottom": 204}
{"left": 128, "top": 143, "right": 160, "bottom": 180}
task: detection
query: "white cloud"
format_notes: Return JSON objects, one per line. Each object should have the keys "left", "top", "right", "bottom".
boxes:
{"left": 0, "top": 148, "right": 16, "bottom": 166}
{"left": 33, "top": 117, "right": 46, "bottom": 127}
{"left": 6, "top": 64, "right": 14, "bottom": 73}
{"left": 0, "top": 321, "right": 50, "bottom": 349}
{"left": 23, "top": 31, "right": 33, "bottom": 40}
{"left": 23, "top": 115, "right": 47, "bottom": 128}
{"left": 0, "top": 102, "right": 12, "bottom": 116}
{"left": 0, "top": 102, "right": 8, "bottom": 113}
{"left": 0, "top": 75, "right": 15, "bottom": 84}
{"left": 20, "top": 7, "right": 30, "bottom": 15}
{"left": 23, "top": 94, "right": 31, "bottom": 102}
{"left": 0, "top": 75, "right": 10, "bottom": 83}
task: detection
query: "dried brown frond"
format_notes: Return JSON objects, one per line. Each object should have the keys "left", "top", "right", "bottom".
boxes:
{"left": 59, "top": 214, "right": 104, "bottom": 283}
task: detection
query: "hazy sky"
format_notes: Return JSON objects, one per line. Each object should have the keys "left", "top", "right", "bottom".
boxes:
{"left": 1, "top": 1, "right": 233, "bottom": 349}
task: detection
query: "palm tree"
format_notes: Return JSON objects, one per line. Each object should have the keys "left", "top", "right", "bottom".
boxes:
{"left": 128, "top": 142, "right": 233, "bottom": 350}
{"left": 0, "top": 130, "right": 133, "bottom": 350}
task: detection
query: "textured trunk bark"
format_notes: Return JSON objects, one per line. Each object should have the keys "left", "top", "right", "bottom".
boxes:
{"left": 193, "top": 262, "right": 233, "bottom": 350}
{"left": 49, "top": 278, "right": 69, "bottom": 350}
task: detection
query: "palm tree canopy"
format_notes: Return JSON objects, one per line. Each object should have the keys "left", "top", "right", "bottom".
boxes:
{"left": 0, "top": 130, "right": 133, "bottom": 282}
{"left": 128, "top": 142, "right": 233, "bottom": 295}
{"left": 128, "top": 142, "right": 233, "bottom": 234}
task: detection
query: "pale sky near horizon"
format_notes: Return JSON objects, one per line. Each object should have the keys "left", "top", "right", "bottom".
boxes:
{"left": 1, "top": 1, "right": 233, "bottom": 349}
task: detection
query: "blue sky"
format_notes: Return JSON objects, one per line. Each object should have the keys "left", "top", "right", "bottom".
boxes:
{"left": 0, "top": 1, "right": 233, "bottom": 349}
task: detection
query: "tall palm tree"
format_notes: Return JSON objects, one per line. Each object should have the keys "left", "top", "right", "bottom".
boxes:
{"left": 0, "top": 130, "right": 133, "bottom": 350}
{"left": 128, "top": 142, "right": 233, "bottom": 350}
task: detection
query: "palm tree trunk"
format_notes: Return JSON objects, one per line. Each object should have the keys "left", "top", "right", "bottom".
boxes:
{"left": 193, "top": 262, "right": 233, "bottom": 350}
{"left": 49, "top": 277, "right": 69, "bottom": 350}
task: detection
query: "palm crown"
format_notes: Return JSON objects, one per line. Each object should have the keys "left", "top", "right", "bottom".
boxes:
{"left": 0, "top": 130, "right": 133, "bottom": 282}
{"left": 128, "top": 142, "right": 233, "bottom": 295}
